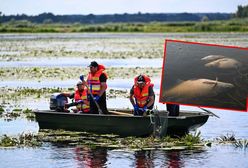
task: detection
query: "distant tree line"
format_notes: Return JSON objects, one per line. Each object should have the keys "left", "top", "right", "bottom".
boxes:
{"left": 236, "top": 4, "right": 248, "bottom": 18}
{"left": 0, "top": 12, "right": 231, "bottom": 24}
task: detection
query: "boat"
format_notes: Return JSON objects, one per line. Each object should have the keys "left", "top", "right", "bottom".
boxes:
{"left": 34, "top": 108, "right": 210, "bottom": 137}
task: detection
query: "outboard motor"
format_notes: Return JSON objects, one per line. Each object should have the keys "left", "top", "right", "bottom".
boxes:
{"left": 50, "top": 93, "right": 68, "bottom": 112}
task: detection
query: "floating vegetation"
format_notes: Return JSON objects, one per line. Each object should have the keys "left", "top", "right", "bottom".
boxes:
{"left": 22, "top": 108, "right": 36, "bottom": 120}
{"left": 22, "top": 108, "right": 33, "bottom": 114}
{"left": 13, "top": 108, "right": 22, "bottom": 112}
{"left": 0, "top": 36, "right": 164, "bottom": 62}
{"left": 0, "top": 106, "right": 4, "bottom": 112}
{"left": 0, "top": 107, "right": 35, "bottom": 120}
{"left": 0, "top": 135, "right": 18, "bottom": 147}
{"left": 7, "top": 111, "right": 21, "bottom": 118}
{"left": 0, "top": 86, "right": 132, "bottom": 106}
{"left": 217, "top": 133, "right": 236, "bottom": 143}
{"left": 0, "top": 108, "right": 4, "bottom": 116}
{"left": 215, "top": 134, "right": 248, "bottom": 149}
{"left": 179, "top": 131, "right": 201, "bottom": 148}
{"left": 37, "top": 129, "right": 206, "bottom": 150}
{"left": 234, "top": 139, "right": 248, "bottom": 149}
{"left": 0, "top": 133, "right": 41, "bottom": 147}
{"left": 0, "top": 87, "right": 65, "bottom": 100}
{"left": 108, "top": 89, "right": 129, "bottom": 98}
{"left": 0, "top": 67, "right": 161, "bottom": 80}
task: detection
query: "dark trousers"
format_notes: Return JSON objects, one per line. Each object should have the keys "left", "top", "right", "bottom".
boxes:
{"left": 89, "top": 92, "right": 108, "bottom": 114}
{"left": 166, "top": 104, "right": 180, "bottom": 116}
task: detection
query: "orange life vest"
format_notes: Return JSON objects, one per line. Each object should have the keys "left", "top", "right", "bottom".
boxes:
{"left": 87, "top": 64, "right": 108, "bottom": 95}
{"left": 133, "top": 75, "right": 154, "bottom": 108}
{"left": 74, "top": 88, "right": 90, "bottom": 113}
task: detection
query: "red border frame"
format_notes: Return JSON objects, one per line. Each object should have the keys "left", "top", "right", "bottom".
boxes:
{"left": 159, "top": 39, "right": 248, "bottom": 112}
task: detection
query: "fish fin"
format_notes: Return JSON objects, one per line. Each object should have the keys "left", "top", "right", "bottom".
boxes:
{"left": 203, "top": 77, "right": 218, "bottom": 87}
{"left": 203, "top": 81, "right": 216, "bottom": 85}
{"left": 213, "top": 77, "right": 218, "bottom": 87}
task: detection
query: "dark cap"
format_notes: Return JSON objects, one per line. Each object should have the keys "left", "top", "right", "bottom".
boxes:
{"left": 88, "top": 61, "right": 98, "bottom": 67}
{"left": 137, "top": 75, "right": 145, "bottom": 83}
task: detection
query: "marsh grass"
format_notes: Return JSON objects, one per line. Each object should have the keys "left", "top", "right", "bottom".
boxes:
{"left": 1, "top": 19, "right": 248, "bottom": 33}
{"left": 216, "top": 134, "right": 248, "bottom": 149}
{"left": 217, "top": 134, "right": 236, "bottom": 143}
{"left": 234, "top": 139, "right": 248, "bottom": 149}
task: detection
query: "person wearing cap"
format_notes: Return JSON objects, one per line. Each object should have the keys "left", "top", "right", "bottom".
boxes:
{"left": 86, "top": 61, "right": 108, "bottom": 114}
{"left": 130, "top": 74, "right": 155, "bottom": 116}
{"left": 64, "top": 81, "right": 90, "bottom": 113}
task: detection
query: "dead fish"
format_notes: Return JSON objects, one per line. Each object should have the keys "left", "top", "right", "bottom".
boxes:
{"left": 205, "top": 58, "right": 241, "bottom": 69}
{"left": 164, "top": 78, "right": 234, "bottom": 99}
{"left": 201, "top": 55, "right": 225, "bottom": 61}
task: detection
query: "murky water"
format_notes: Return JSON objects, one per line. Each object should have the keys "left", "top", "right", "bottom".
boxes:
{"left": 0, "top": 33, "right": 248, "bottom": 168}
{"left": 0, "top": 141, "right": 247, "bottom": 168}
{"left": 0, "top": 58, "right": 162, "bottom": 68}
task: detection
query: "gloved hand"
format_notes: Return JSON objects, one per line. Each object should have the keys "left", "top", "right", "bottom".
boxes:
{"left": 142, "top": 106, "right": 147, "bottom": 112}
{"left": 133, "top": 104, "right": 139, "bottom": 112}
{"left": 79, "top": 75, "right": 84, "bottom": 81}
{"left": 93, "top": 95, "right": 100, "bottom": 102}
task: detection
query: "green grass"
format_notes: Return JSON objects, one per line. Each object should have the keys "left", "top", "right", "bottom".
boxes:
{"left": 1, "top": 18, "right": 248, "bottom": 33}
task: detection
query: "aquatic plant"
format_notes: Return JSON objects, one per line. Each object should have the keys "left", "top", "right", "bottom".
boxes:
{"left": 8, "top": 111, "right": 21, "bottom": 118}
{"left": 184, "top": 132, "right": 201, "bottom": 143}
{"left": 0, "top": 133, "right": 41, "bottom": 147}
{"left": 0, "top": 134, "right": 18, "bottom": 147}
{"left": 0, "top": 67, "right": 162, "bottom": 81}
{"left": 13, "top": 108, "right": 22, "bottom": 112}
{"left": 36, "top": 129, "right": 205, "bottom": 150}
{"left": 217, "top": 134, "right": 236, "bottom": 142}
{"left": 22, "top": 108, "right": 32, "bottom": 114}
{"left": 0, "top": 109, "right": 4, "bottom": 116}
{"left": 234, "top": 139, "right": 248, "bottom": 149}
{"left": 18, "top": 133, "right": 42, "bottom": 147}
{"left": 0, "top": 106, "right": 4, "bottom": 113}
{"left": 25, "top": 112, "right": 36, "bottom": 120}
{"left": 108, "top": 89, "right": 129, "bottom": 98}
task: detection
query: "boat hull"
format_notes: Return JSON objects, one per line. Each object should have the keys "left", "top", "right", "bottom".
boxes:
{"left": 34, "top": 110, "right": 209, "bottom": 137}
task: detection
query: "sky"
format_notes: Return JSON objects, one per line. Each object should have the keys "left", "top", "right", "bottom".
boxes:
{"left": 0, "top": 0, "right": 247, "bottom": 15}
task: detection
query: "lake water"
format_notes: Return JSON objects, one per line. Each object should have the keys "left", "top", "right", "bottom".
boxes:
{"left": 0, "top": 33, "right": 248, "bottom": 168}
{"left": 0, "top": 58, "right": 163, "bottom": 68}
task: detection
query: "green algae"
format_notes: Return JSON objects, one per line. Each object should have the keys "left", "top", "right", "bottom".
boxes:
{"left": 37, "top": 129, "right": 206, "bottom": 150}
{"left": 0, "top": 133, "right": 41, "bottom": 147}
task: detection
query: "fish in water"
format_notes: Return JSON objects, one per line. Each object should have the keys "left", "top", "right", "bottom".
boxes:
{"left": 201, "top": 55, "right": 225, "bottom": 61}
{"left": 164, "top": 78, "right": 234, "bottom": 100}
{"left": 204, "top": 58, "right": 241, "bottom": 69}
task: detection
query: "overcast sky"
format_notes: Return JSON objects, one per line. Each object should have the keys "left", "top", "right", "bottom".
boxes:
{"left": 0, "top": 0, "right": 247, "bottom": 15}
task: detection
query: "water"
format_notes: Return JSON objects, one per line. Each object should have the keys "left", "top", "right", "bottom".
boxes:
{"left": 0, "top": 97, "right": 247, "bottom": 167}
{"left": 0, "top": 145, "right": 247, "bottom": 168}
{"left": 0, "top": 33, "right": 248, "bottom": 168}
{"left": 0, "top": 58, "right": 163, "bottom": 68}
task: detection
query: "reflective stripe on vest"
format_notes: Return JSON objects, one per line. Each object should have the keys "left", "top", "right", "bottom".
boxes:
{"left": 74, "top": 89, "right": 90, "bottom": 113}
{"left": 87, "top": 66, "right": 108, "bottom": 95}
{"left": 133, "top": 84, "right": 151, "bottom": 108}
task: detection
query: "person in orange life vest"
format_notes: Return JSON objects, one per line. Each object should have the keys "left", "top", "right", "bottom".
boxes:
{"left": 64, "top": 81, "right": 90, "bottom": 113}
{"left": 130, "top": 75, "right": 155, "bottom": 116}
{"left": 86, "top": 61, "right": 108, "bottom": 114}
